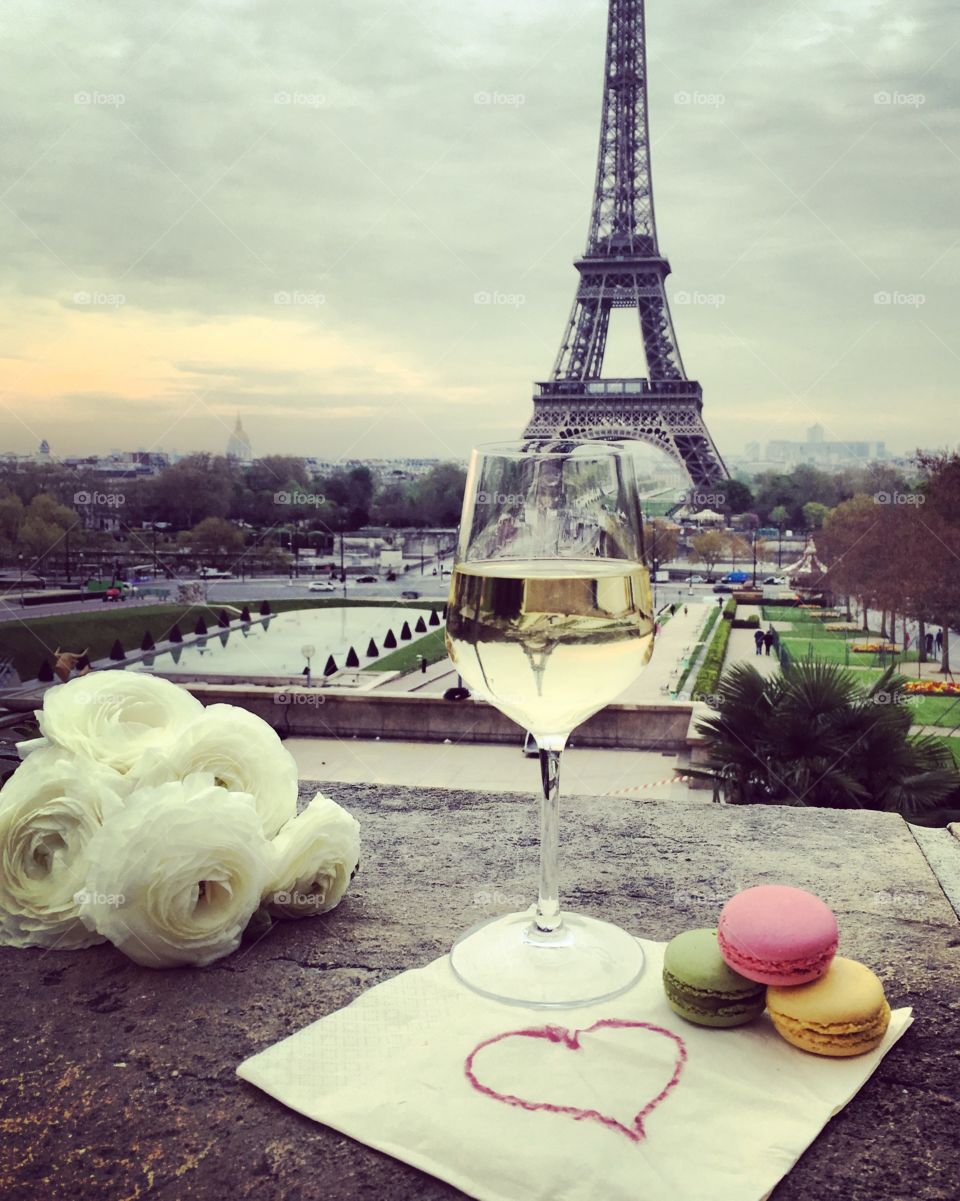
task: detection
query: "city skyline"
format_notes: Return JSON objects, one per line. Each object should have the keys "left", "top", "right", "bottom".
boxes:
{"left": 1, "top": 0, "right": 957, "bottom": 466}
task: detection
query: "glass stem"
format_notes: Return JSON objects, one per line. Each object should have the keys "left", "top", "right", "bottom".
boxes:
{"left": 535, "top": 747, "right": 563, "bottom": 933}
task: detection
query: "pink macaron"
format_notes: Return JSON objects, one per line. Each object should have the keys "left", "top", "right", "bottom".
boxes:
{"left": 717, "top": 885, "right": 838, "bottom": 986}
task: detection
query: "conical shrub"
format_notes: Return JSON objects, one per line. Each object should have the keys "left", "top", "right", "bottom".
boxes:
{"left": 217, "top": 609, "right": 230, "bottom": 628}
{"left": 384, "top": 628, "right": 397, "bottom": 649}
{"left": 400, "top": 621, "right": 412, "bottom": 641}
{"left": 109, "top": 639, "right": 125, "bottom": 661}
{"left": 259, "top": 600, "right": 271, "bottom": 616}
{"left": 140, "top": 630, "right": 155, "bottom": 651}
{"left": 195, "top": 617, "right": 207, "bottom": 636}
{"left": 429, "top": 608, "right": 440, "bottom": 626}
{"left": 323, "top": 654, "right": 337, "bottom": 676}
{"left": 240, "top": 606, "right": 251, "bottom": 623}
{"left": 366, "top": 638, "right": 378, "bottom": 658}
{"left": 169, "top": 624, "right": 183, "bottom": 643}
{"left": 415, "top": 616, "right": 427, "bottom": 633}
{"left": 345, "top": 646, "right": 360, "bottom": 668}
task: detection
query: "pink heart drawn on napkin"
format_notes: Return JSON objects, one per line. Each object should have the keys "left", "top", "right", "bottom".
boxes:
{"left": 464, "top": 1019, "right": 687, "bottom": 1144}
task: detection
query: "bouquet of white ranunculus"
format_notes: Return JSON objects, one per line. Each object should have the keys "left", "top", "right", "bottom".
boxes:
{"left": 0, "top": 671, "right": 360, "bottom": 968}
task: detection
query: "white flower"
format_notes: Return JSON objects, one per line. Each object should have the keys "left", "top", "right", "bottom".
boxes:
{"left": 131, "top": 704, "right": 297, "bottom": 837}
{"left": 37, "top": 670, "right": 203, "bottom": 774}
{"left": 0, "top": 748, "right": 128, "bottom": 949}
{"left": 16, "top": 737, "right": 50, "bottom": 759}
{"left": 264, "top": 792, "right": 360, "bottom": 919}
{"left": 78, "top": 775, "right": 274, "bottom": 968}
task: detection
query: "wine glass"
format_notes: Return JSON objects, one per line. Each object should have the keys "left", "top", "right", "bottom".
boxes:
{"left": 445, "top": 441, "right": 655, "bottom": 1007}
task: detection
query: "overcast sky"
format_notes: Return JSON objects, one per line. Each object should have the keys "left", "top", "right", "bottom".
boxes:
{"left": 1, "top": 0, "right": 957, "bottom": 466}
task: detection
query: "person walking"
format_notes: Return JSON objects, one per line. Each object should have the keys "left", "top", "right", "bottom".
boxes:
{"left": 925, "top": 631, "right": 934, "bottom": 657}
{"left": 935, "top": 629, "right": 944, "bottom": 654}
{"left": 753, "top": 628, "right": 764, "bottom": 656}
{"left": 763, "top": 628, "right": 775, "bottom": 657}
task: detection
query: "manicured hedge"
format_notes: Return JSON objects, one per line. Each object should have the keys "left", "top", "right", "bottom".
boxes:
{"left": 692, "top": 613, "right": 734, "bottom": 701}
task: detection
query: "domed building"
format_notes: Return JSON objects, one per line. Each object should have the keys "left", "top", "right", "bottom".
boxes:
{"left": 226, "top": 415, "right": 253, "bottom": 463}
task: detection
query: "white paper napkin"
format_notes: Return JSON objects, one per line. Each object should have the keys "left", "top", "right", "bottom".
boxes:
{"left": 237, "top": 939, "right": 912, "bottom": 1201}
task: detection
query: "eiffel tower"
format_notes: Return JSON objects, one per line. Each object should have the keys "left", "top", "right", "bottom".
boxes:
{"left": 524, "top": 0, "right": 727, "bottom": 488}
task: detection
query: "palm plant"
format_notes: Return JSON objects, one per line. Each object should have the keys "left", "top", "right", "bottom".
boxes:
{"left": 694, "top": 660, "right": 960, "bottom": 823}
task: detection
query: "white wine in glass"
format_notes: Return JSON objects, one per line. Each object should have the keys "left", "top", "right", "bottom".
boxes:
{"left": 445, "top": 442, "right": 655, "bottom": 1007}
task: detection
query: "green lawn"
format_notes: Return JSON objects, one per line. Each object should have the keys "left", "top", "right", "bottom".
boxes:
{"left": 0, "top": 603, "right": 225, "bottom": 679}
{"left": 0, "top": 597, "right": 445, "bottom": 681}
{"left": 365, "top": 626, "right": 448, "bottom": 673}
{"left": 930, "top": 736, "right": 960, "bottom": 767}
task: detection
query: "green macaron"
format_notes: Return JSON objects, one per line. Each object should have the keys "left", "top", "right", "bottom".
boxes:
{"left": 663, "top": 928, "right": 766, "bottom": 1027}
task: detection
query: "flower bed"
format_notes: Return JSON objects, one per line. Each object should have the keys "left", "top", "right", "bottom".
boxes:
{"left": 904, "top": 679, "right": 960, "bottom": 697}
{"left": 850, "top": 642, "right": 901, "bottom": 654}
{"left": 824, "top": 622, "right": 860, "bottom": 632}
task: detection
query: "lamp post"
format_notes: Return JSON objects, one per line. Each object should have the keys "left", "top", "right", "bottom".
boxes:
{"left": 301, "top": 643, "right": 315, "bottom": 688}
{"left": 18, "top": 553, "right": 24, "bottom": 606}
{"left": 751, "top": 532, "right": 758, "bottom": 587}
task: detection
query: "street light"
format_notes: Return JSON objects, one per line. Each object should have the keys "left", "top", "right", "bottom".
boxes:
{"left": 18, "top": 553, "right": 24, "bottom": 606}
{"left": 301, "top": 643, "right": 316, "bottom": 687}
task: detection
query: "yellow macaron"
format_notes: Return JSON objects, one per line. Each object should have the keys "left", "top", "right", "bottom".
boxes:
{"left": 766, "top": 956, "right": 891, "bottom": 1057}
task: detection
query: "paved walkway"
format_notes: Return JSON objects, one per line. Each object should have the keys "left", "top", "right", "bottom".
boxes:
{"left": 286, "top": 736, "right": 693, "bottom": 800}
{"left": 723, "top": 606, "right": 779, "bottom": 678}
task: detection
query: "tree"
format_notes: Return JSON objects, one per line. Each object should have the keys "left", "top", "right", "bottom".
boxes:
{"left": 695, "top": 661, "right": 959, "bottom": 822}
{"left": 188, "top": 517, "right": 244, "bottom": 568}
{"left": 689, "top": 530, "right": 727, "bottom": 577}
{"left": 144, "top": 455, "right": 235, "bottom": 529}
{"left": 643, "top": 519, "right": 680, "bottom": 571}
{"left": 725, "top": 533, "right": 751, "bottom": 571}
{"left": 802, "top": 502, "right": 829, "bottom": 530}
{"left": 721, "top": 479, "right": 754, "bottom": 516}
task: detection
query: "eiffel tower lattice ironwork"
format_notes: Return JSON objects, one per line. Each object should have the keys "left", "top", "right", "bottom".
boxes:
{"left": 524, "top": 0, "right": 727, "bottom": 487}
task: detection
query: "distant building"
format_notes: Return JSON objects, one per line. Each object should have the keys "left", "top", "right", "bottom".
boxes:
{"left": 35, "top": 439, "right": 51, "bottom": 463}
{"left": 226, "top": 416, "right": 253, "bottom": 462}
{"left": 807, "top": 423, "right": 825, "bottom": 444}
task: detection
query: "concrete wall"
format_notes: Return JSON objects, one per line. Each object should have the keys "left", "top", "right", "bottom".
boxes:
{"left": 184, "top": 684, "right": 694, "bottom": 751}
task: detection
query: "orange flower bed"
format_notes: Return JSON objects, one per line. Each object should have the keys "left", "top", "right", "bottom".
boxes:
{"left": 904, "top": 680, "right": 960, "bottom": 697}
{"left": 850, "top": 642, "right": 901, "bottom": 654}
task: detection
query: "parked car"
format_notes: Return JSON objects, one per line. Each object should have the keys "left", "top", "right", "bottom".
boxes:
{"left": 762, "top": 576, "right": 787, "bottom": 586}
{"left": 712, "top": 584, "right": 733, "bottom": 594}
{"left": 308, "top": 581, "right": 336, "bottom": 592}
{"left": 688, "top": 575, "right": 706, "bottom": 584}
{"left": 400, "top": 590, "right": 420, "bottom": 599}
{"left": 198, "top": 568, "right": 234, "bottom": 579}
{"left": 356, "top": 575, "right": 379, "bottom": 583}
{"left": 102, "top": 586, "right": 126, "bottom": 603}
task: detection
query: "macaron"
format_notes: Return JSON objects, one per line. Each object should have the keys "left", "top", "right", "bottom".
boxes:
{"left": 766, "top": 956, "right": 891, "bottom": 1057}
{"left": 663, "top": 928, "right": 766, "bottom": 1027}
{"left": 717, "top": 885, "right": 838, "bottom": 986}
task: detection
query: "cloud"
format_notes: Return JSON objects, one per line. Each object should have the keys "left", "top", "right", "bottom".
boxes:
{"left": 0, "top": 0, "right": 956, "bottom": 462}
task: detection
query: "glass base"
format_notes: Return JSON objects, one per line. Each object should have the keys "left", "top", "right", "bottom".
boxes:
{"left": 450, "top": 909, "right": 645, "bottom": 1008}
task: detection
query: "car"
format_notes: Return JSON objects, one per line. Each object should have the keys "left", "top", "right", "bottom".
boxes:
{"left": 356, "top": 575, "right": 379, "bottom": 583}
{"left": 712, "top": 584, "right": 733, "bottom": 593}
{"left": 102, "top": 586, "right": 125, "bottom": 603}
{"left": 762, "top": 576, "right": 787, "bottom": 586}
{"left": 308, "top": 580, "right": 336, "bottom": 592}
{"left": 400, "top": 590, "right": 420, "bottom": 599}
{"left": 688, "top": 575, "right": 705, "bottom": 584}
{"left": 198, "top": 568, "right": 234, "bottom": 579}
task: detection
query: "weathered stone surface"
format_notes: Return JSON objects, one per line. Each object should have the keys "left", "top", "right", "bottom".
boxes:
{"left": 1, "top": 784, "right": 958, "bottom": 1201}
